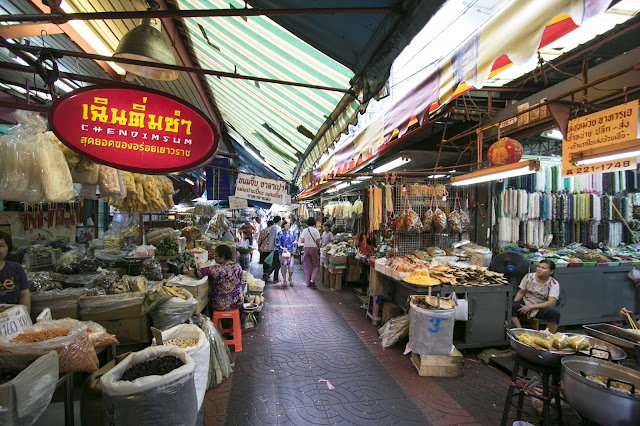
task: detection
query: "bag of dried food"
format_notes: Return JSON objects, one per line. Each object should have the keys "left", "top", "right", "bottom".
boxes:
{"left": 151, "top": 324, "right": 209, "bottom": 409}
{"left": 149, "top": 290, "right": 196, "bottom": 331}
{"left": 448, "top": 209, "right": 462, "bottom": 233}
{"left": 0, "top": 351, "right": 59, "bottom": 426}
{"left": 406, "top": 208, "right": 423, "bottom": 232}
{"left": 0, "top": 319, "right": 99, "bottom": 373}
{"left": 38, "top": 132, "right": 74, "bottom": 202}
{"left": 98, "top": 165, "right": 127, "bottom": 201}
{"left": 0, "top": 111, "right": 45, "bottom": 203}
{"left": 101, "top": 345, "right": 197, "bottom": 426}
{"left": 432, "top": 206, "right": 447, "bottom": 232}
{"left": 378, "top": 314, "right": 409, "bottom": 348}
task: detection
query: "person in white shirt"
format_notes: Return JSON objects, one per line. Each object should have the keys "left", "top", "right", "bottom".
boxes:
{"left": 299, "top": 217, "right": 321, "bottom": 289}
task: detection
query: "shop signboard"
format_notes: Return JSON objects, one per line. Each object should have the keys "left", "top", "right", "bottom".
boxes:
{"left": 228, "top": 196, "right": 248, "bottom": 210}
{"left": 235, "top": 173, "right": 287, "bottom": 205}
{"left": 49, "top": 85, "right": 219, "bottom": 174}
{"left": 205, "top": 158, "right": 231, "bottom": 200}
{"left": 562, "top": 100, "right": 638, "bottom": 177}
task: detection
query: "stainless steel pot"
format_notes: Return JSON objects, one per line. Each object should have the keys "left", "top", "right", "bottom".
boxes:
{"left": 507, "top": 328, "right": 575, "bottom": 367}
{"left": 561, "top": 356, "right": 640, "bottom": 425}
{"left": 578, "top": 335, "right": 627, "bottom": 362}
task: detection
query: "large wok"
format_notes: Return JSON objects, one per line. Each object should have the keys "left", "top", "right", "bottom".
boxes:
{"left": 507, "top": 328, "right": 575, "bottom": 367}
{"left": 562, "top": 356, "right": 640, "bottom": 425}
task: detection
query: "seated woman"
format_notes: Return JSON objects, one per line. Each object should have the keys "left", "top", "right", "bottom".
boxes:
{"left": 198, "top": 245, "right": 243, "bottom": 313}
{"left": 0, "top": 232, "right": 30, "bottom": 312}
{"left": 511, "top": 259, "right": 561, "bottom": 333}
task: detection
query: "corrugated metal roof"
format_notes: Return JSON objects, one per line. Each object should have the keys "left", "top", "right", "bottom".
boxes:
{"left": 177, "top": 0, "right": 354, "bottom": 178}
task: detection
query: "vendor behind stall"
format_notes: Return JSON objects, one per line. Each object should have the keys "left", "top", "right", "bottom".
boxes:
{"left": 0, "top": 231, "right": 30, "bottom": 312}
{"left": 511, "top": 259, "right": 560, "bottom": 332}
{"left": 197, "top": 245, "right": 243, "bottom": 312}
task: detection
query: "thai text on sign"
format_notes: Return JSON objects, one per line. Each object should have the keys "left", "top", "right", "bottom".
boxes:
{"left": 562, "top": 100, "right": 638, "bottom": 177}
{"left": 49, "top": 85, "right": 219, "bottom": 174}
{"left": 235, "top": 173, "right": 288, "bottom": 205}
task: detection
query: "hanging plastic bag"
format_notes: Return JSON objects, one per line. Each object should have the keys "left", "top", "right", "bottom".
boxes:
{"left": 101, "top": 345, "right": 198, "bottom": 426}
{"left": 38, "top": 132, "right": 74, "bottom": 202}
{"left": 433, "top": 207, "right": 447, "bottom": 233}
{"left": 152, "top": 324, "right": 209, "bottom": 410}
{"left": 0, "top": 111, "right": 45, "bottom": 202}
{"left": 264, "top": 251, "right": 275, "bottom": 265}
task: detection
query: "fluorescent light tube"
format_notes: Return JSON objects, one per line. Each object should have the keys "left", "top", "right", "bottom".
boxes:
{"left": 372, "top": 157, "right": 411, "bottom": 173}
{"left": 184, "top": 178, "right": 194, "bottom": 185}
{"left": 570, "top": 139, "right": 640, "bottom": 165}
{"left": 54, "top": 80, "right": 74, "bottom": 93}
{"left": 451, "top": 160, "right": 540, "bottom": 186}
{"left": 577, "top": 151, "right": 640, "bottom": 165}
{"left": 60, "top": 1, "right": 125, "bottom": 75}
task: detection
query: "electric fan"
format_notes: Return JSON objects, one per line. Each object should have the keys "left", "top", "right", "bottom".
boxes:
{"left": 489, "top": 250, "right": 530, "bottom": 287}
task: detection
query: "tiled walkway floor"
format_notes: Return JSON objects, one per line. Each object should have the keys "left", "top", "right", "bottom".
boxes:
{"left": 203, "top": 255, "right": 578, "bottom": 425}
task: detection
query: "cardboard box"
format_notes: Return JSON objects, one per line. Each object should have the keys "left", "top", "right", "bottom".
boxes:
{"left": 30, "top": 290, "right": 84, "bottom": 322}
{"left": 411, "top": 349, "right": 463, "bottom": 377}
{"left": 167, "top": 276, "right": 209, "bottom": 299}
{"left": 194, "top": 297, "right": 208, "bottom": 314}
{"left": 328, "top": 255, "right": 347, "bottom": 264}
{"left": 328, "top": 263, "right": 347, "bottom": 270}
{"left": 85, "top": 315, "right": 151, "bottom": 345}
{"left": 79, "top": 293, "right": 145, "bottom": 321}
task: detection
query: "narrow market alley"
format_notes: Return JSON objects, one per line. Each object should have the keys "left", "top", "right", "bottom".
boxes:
{"left": 202, "top": 256, "right": 578, "bottom": 426}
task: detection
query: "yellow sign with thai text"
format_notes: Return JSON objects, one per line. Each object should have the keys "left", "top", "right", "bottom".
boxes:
{"left": 562, "top": 100, "right": 638, "bottom": 177}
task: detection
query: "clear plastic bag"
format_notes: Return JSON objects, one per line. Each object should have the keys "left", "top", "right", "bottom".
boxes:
{"left": 141, "top": 258, "right": 163, "bottom": 281}
{"left": 98, "top": 165, "right": 127, "bottom": 201}
{"left": 433, "top": 207, "right": 447, "bottom": 232}
{"left": 101, "top": 346, "right": 197, "bottom": 426}
{"left": 0, "top": 351, "right": 59, "bottom": 426}
{"left": 0, "top": 319, "right": 99, "bottom": 373}
{"left": 0, "top": 111, "right": 45, "bottom": 203}
{"left": 79, "top": 292, "right": 145, "bottom": 317}
{"left": 378, "top": 314, "right": 409, "bottom": 348}
{"left": 404, "top": 302, "right": 455, "bottom": 356}
{"left": 422, "top": 208, "right": 434, "bottom": 232}
{"left": 152, "top": 324, "right": 209, "bottom": 409}
{"left": 150, "top": 290, "right": 197, "bottom": 331}
{"left": 192, "top": 314, "right": 233, "bottom": 388}
{"left": 39, "top": 132, "right": 74, "bottom": 202}
{"left": 448, "top": 209, "right": 462, "bottom": 233}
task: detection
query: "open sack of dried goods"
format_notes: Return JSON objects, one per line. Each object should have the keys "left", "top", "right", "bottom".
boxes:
{"left": 105, "top": 173, "right": 175, "bottom": 213}
{"left": 101, "top": 345, "right": 197, "bottom": 426}
{"left": 0, "top": 319, "right": 99, "bottom": 373}
{"left": 0, "top": 351, "right": 59, "bottom": 426}
{"left": 404, "top": 301, "right": 455, "bottom": 356}
{"left": 147, "top": 287, "right": 196, "bottom": 331}
{"left": 152, "top": 324, "right": 209, "bottom": 409}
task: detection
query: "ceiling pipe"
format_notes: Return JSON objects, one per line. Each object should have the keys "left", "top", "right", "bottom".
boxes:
{"left": 0, "top": 7, "right": 395, "bottom": 23}
{"left": 0, "top": 39, "right": 353, "bottom": 94}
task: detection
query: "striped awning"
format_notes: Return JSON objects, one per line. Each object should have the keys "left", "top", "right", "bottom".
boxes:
{"left": 176, "top": 0, "right": 355, "bottom": 179}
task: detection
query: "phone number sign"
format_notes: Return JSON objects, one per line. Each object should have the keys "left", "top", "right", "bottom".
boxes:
{"left": 562, "top": 100, "right": 638, "bottom": 177}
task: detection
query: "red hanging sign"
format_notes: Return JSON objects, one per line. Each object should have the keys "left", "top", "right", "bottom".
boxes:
{"left": 49, "top": 85, "right": 219, "bottom": 174}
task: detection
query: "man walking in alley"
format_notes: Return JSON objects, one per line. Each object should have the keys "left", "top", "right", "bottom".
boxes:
{"left": 263, "top": 216, "right": 281, "bottom": 283}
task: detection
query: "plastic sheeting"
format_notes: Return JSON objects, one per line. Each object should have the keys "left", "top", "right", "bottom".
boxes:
{"left": 149, "top": 290, "right": 196, "bottom": 331}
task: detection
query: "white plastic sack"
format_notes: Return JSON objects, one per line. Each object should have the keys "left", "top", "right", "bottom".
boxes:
{"left": 0, "top": 351, "right": 59, "bottom": 426}
{"left": 150, "top": 290, "right": 196, "bottom": 331}
{"left": 101, "top": 346, "right": 197, "bottom": 426}
{"left": 463, "top": 244, "right": 492, "bottom": 267}
{"left": 152, "top": 324, "right": 209, "bottom": 410}
{"left": 404, "top": 302, "right": 455, "bottom": 356}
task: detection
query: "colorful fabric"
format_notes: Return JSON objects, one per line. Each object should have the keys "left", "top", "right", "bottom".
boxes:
{"left": 258, "top": 227, "right": 271, "bottom": 252}
{"left": 200, "top": 262, "right": 243, "bottom": 312}
{"left": 276, "top": 230, "right": 296, "bottom": 255}
{"left": 519, "top": 272, "right": 560, "bottom": 318}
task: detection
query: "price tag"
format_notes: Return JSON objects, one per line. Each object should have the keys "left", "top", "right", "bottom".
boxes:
{"left": 0, "top": 309, "right": 27, "bottom": 338}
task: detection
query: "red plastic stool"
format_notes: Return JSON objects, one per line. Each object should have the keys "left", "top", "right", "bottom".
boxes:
{"left": 212, "top": 309, "right": 242, "bottom": 352}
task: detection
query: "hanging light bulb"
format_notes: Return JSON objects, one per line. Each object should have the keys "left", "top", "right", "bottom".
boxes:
{"left": 113, "top": 2, "right": 178, "bottom": 81}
